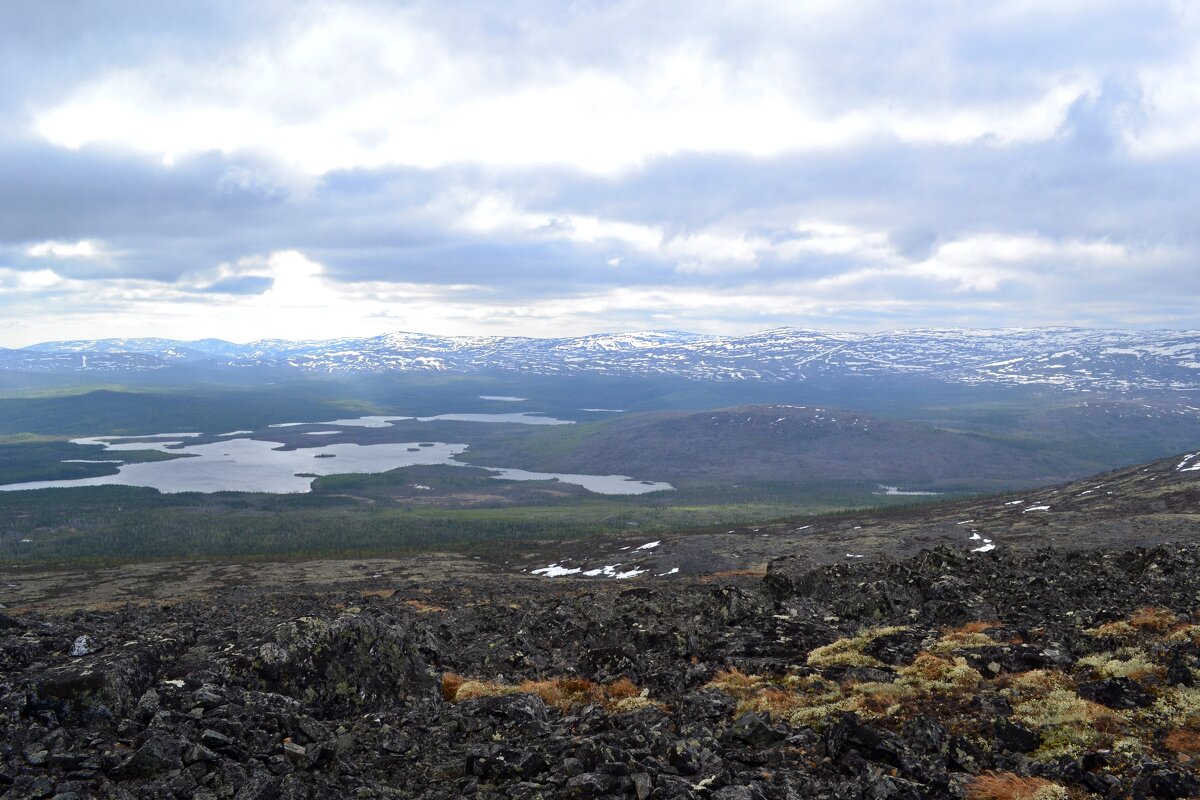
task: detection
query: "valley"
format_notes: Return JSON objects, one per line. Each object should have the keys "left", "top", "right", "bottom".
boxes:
{"left": 1, "top": 330, "right": 1199, "bottom": 568}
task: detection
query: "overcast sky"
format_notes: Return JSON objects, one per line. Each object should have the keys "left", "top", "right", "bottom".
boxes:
{"left": 1, "top": 1, "right": 1197, "bottom": 345}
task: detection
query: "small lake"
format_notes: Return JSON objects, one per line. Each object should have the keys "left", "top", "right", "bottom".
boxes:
{"left": 270, "top": 412, "right": 573, "bottom": 427}
{"left": 0, "top": 413, "right": 671, "bottom": 495}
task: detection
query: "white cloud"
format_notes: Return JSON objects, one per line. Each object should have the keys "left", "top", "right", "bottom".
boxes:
{"left": 31, "top": 4, "right": 1100, "bottom": 177}
{"left": 25, "top": 240, "right": 103, "bottom": 259}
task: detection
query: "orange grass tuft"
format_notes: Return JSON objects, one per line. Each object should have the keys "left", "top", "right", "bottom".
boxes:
{"left": 440, "top": 672, "right": 465, "bottom": 702}
{"left": 443, "top": 673, "right": 651, "bottom": 712}
{"left": 1128, "top": 606, "right": 1179, "bottom": 633}
{"left": 966, "top": 771, "right": 1067, "bottom": 800}
{"left": 950, "top": 620, "right": 1002, "bottom": 634}
{"left": 1165, "top": 728, "right": 1200, "bottom": 754}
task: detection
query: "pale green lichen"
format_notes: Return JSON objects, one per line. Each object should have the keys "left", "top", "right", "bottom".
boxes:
{"left": 1077, "top": 647, "right": 1162, "bottom": 680}
{"left": 805, "top": 626, "right": 908, "bottom": 669}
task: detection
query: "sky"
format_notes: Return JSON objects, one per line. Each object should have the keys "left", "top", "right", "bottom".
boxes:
{"left": 1, "top": 0, "right": 1198, "bottom": 346}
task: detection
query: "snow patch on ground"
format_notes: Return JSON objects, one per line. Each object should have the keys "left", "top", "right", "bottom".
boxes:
{"left": 876, "top": 485, "right": 942, "bottom": 496}
{"left": 531, "top": 564, "right": 582, "bottom": 577}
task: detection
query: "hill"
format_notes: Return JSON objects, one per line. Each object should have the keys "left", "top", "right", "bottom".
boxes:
{"left": 464, "top": 403, "right": 1200, "bottom": 492}
{"left": 3, "top": 451, "right": 1200, "bottom": 797}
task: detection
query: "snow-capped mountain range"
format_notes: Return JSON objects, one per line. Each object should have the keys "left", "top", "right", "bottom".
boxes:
{"left": 5, "top": 328, "right": 1200, "bottom": 394}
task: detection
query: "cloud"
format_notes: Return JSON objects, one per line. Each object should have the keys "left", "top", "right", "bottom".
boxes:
{"left": 0, "top": 1, "right": 1197, "bottom": 343}
{"left": 25, "top": 239, "right": 103, "bottom": 259}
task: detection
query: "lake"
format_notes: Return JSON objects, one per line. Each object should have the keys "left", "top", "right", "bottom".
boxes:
{"left": 0, "top": 414, "right": 672, "bottom": 495}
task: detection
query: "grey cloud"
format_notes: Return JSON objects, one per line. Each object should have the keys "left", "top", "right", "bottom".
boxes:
{"left": 0, "top": 1, "right": 1197, "bottom": 334}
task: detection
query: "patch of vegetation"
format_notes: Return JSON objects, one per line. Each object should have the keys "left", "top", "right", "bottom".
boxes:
{"left": 441, "top": 673, "right": 658, "bottom": 713}
{"left": 704, "top": 610, "right": 1200, "bottom": 766}
{"left": 805, "top": 626, "right": 906, "bottom": 669}
{"left": 965, "top": 772, "right": 1070, "bottom": 800}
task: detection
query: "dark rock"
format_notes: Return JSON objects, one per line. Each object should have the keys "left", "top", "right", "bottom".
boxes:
{"left": 1077, "top": 677, "right": 1155, "bottom": 709}
{"left": 1132, "top": 767, "right": 1200, "bottom": 799}
{"left": 677, "top": 688, "right": 736, "bottom": 720}
{"left": 113, "top": 733, "right": 185, "bottom": 778}
{"left": 0, "top": 612, "right": 28, "bottom": 630}
{"left": 730, "top": 711, "right": 776, "bottom": 746}
{"left": 993, "top": 719, "right": 1040, "bottom": 753}
{"left": 6, "top": 775, "right": 54, "bottom": 800}
{"left": 901, "top": 717, "right": 946, "bottom": 754}
{"left": 565, "top": 772, "right": 612, "bottom": 795}
{"left": 862, "top": 628, "right": 929, "bottom": 666}
{"left": 823, "top": 714, "right": 909, "bottom": 768}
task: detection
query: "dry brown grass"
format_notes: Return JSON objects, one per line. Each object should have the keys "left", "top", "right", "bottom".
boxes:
{"left": 928, "top": 631, "right": 1000, "bottom": 653}
{"left": 361, "top": 588, "right": 397, "bottom": 599}
{"left": 442, "top": 673, "right": 656, "bottom": 712}
{"left": 707, "top": 667, "right": 764, "bottom": 694}
{"left": 1164, "top": 728, "right": 1200, "bottom": 754}
{"left": 700, "top": 569, "right": 768, "bottom": 581}
{"left": 1002, "top": 669, "right": 1074, "bottom": 694}
{"left": 1083, "top": 619, "right": 1136, "bottom": 639}
{"left": 897, "top": 652, "right": 982, "bottom": 689}
{"left": 966, "top": 772, "right": 1069, "bottom": 800}
{"left": 948, "top": 620, "right": 1002, "bottom": 635}
{"left": 401, "top": 599, "right": 447, "bottom": 613}
{"left": 1128, "top": 606, "right": 1179, "bottom": 633}
{"left": 441, "top": 672, "right": 465, "bottom": 702}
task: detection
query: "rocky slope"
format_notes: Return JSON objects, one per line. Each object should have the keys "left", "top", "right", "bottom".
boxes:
{"left": 4, "top": 453, "right": 1200, "bottom": 798}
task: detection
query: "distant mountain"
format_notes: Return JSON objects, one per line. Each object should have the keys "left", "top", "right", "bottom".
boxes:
{"left": 10, "top": 327, "right": 1200, "bottom": 395}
